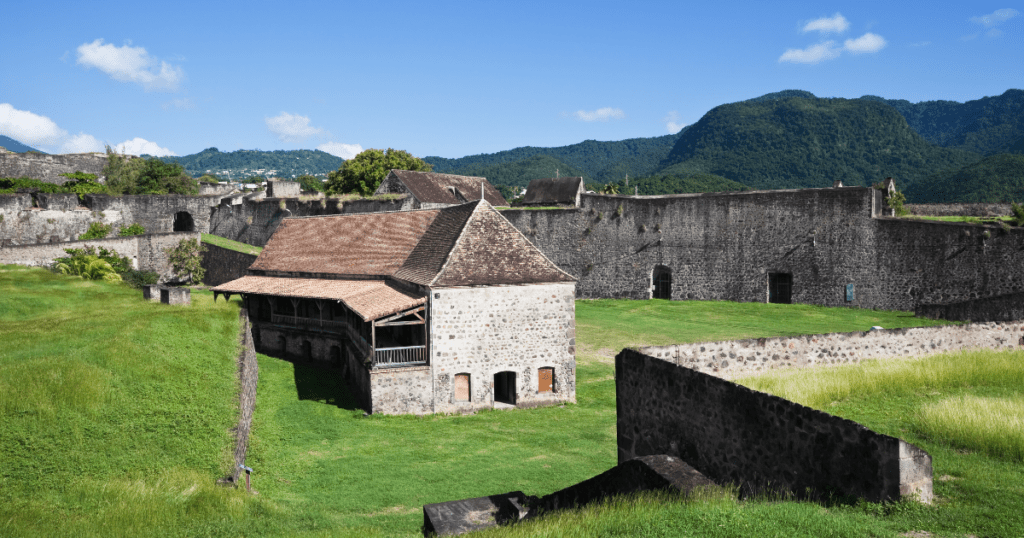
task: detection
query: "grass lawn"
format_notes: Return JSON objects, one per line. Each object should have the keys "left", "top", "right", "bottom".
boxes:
{"left": 202, "top": 233, "right": 263, "bottom": 255}
{"left": 2, "top": 267, "right": 1019, "bottom": 537}
{"left": 906, "top": 215, "right": 1013, "bottom": 224}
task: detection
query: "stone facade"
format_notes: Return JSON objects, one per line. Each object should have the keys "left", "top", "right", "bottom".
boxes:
{"left": 616, "top": 348, "right": 933, "bottom": 503}
{"left": 200, "top": 243, "right": 259, "bottom": 287}
{"left": 267, "top": 180, "right": 300, "bottom": 198}
{"left": 427, "top": 283, "right": 576, "bottom": 414}
{"left": 916, "top": 292, "right": 1024, "bottom": 322}
{"left": 0, "top": 231, "right": 198, "bottom": 274}
{"left": 0, "top": 152, "right": 109, "bottom": 185}
{"left": 905, "top": 203, "right": 1013, "bottom": 217}
{"left": 639, "top": 322, "right": 1024, "bottom": 379}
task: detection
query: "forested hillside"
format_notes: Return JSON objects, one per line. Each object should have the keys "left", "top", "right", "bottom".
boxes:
{"left": 0, "top": 135, "right": 42, "bottom": 153}
{"left": 617, "top": 172, "right": 750, "bottom": 195}
{"left": 424, "top": 132, "right": 682, "bottom": 185}
{"left": 863, "top": 89, "right": 1024, "bottom": 156}
{"left": 455, "top": 154, "right": 591, "bottom": 189}
{"left": 904, "top": 153, "right": 1024, "bottom": 203}
{"left": 151, "top": 147, "right": 345, "bottom": 180}
{"left": 656, "top": 96, "right": 982, "bottom": 190}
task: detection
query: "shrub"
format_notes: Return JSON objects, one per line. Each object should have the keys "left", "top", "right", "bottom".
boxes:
{"left": 164, "top": 238, "right": 207, "bottom": 285}
{"left": 53, "top": 250, "right": 122, "bottom": 282}
{"left": 59, "top": 246, "right": 132, "bottom": 274}
{"left": 79, "top": 222, "right": 112, "bottom": 240}
{"left": 1011, "top": 202, "right": 1024, "bottom": 227}
{"left": 118, "top": 223, "right": 146, "bottom": 237}
{"left": 120, "top": 269, "right": 159, "bottom": 289}
{"left": 615, "top": 204, "right": 624, "bottom": 217}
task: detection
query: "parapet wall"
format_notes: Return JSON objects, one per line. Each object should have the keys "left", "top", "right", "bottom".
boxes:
{"left": 200, "top": 243, "right": 258, "bottom": 287}
{"left": 0, "top": 152, "right": 108, "bottom": 185}
{"left": 0, "top": 232, "right": 199, "bottom": 274}
{"left": 916, "top": 292, "right": 1024, "bottom": 323}
{"left": 639, "top": 322, "right": 1024, "bottom": 379}
{"left": 905, "top": 203, "right": 1012, "bottom": 217}
{"left": 616, "top": 348, "right": 933, "bottom": 503}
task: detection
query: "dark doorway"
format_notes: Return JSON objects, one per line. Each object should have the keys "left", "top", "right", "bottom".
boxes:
{"left": 494, "top": 371, "right": 516, "bottom": 405}
{"left": 652, "top": 266, "right": 672, "bottom": 300}
{"left": 301, "top": 340, "right": 312, "bottom": 361}
{"left": 768, "top": 273, "right": 792, "bottom": 304}
{"left": 329, "top": 345, "right": 341, "bottom": 367}
{"left": 173, "top": 211, "right": 194, "bottom": 232}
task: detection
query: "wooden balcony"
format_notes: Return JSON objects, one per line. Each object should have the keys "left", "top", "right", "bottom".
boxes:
{"left": 373, "top": 346, "right": 428, "bottom": 368}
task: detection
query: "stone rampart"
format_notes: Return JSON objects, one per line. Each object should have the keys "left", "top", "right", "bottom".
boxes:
{"left": 200, "top": 243, "right": 258, "bottom": 287}
{"left": 916, "top": 292, "right": 1024, "bottom": 323}
{"left": 0, "top": 152, "right": 108, "bottom": 184}
{"left": 616, "top": 348, "right": 933, "bottom": 503}
{"left": 500, "top": 190, "right": 1024, "bottom": 313}
{"left": 905, "top": 203, "right": 1012, "bottom": 217}
{"left": 639, "top": 322, "right": 1024, "bottom": 379}
{"left": 370, "top": 366, "right": 432, "bottom": 415}
{"left": 231, "top": 307, "right": 259, "bottom": 482}
{"left": 0, "top": 231, "right": 199, "bottom": 274}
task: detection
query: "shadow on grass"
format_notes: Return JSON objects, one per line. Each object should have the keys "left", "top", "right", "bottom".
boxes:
{"left": 290, "top": 361, "right": 363, "bottom": 410}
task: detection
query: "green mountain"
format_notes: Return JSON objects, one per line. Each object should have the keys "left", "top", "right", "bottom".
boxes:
{"left": 621, "top": 172, "right": 750, "bottom": 195}
{"left": 0, "top": 135, "right": 43, "bottom": 153}
{"left": 454, "top": 154, "right": 591, "bottom": 189}
{"left": 862, "top": 89, "right": 1024, "bottom": 155}
{"left": 424, "top": 132, "right": 683, "bottom": 185}
{"left": 655, "top": 96, "right": 982, "bottom": 191}
{"left": 904, "top": 153, "right": 1024, "bottom": 203}
{"left": 150, "top": 147, "right": 346, "bottom": 180}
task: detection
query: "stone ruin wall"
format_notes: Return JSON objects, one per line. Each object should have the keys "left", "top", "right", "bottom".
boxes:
{"left": 0, "top": 152, "right": 109, "bottom": 185}
{"left": 639, "top": 322, "right": 1024, "bottom": 380}
{"left": 500, "top": 190, "right": 1024, "bottom": 312}
{"left": 905, "top": 203, "right": 1013, "bottom": 217}
{"left": 0, "top": 231, "right": 200, "bottom": 275}
{"left": 616, "top": 348, "right": 933, "bottom": 503}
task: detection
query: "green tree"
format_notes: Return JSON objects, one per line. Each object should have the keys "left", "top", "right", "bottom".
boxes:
{"left": 164, "top": 238, "right": 207, "bottom": 284}
{"left": 324, "top": 148, "right": 432, "bottom": 196}
{"left": 103, "top": 147, "right": 146, "bottom": 194}
{"left": 102, "top": 147, "right": 198, "bottom": 195}
{"left": 296, "top": 174, "right": 324, "bottom": 192}
{"left": 79, "top": 222, "right": 113, "bottom": 240}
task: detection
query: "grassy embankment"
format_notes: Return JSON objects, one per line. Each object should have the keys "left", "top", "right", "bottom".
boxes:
{"left": 201, "top": 233, "right": 263, "bottom": 255}
{"left": 3, "top": 267, "right": 1021, "bottom": 536}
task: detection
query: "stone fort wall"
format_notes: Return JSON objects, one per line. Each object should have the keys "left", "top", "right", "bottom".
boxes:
{"left": 0, "top": 231, "right": 199, "bottom": 274}
{"left": 499, "top": 190, "right": 1024, "bottom": 312}
{"left": 0, "top": 152, "right": 109, "bottom": 185}
{"left": 616, "top": 348, "right": 933, "bottom": 503}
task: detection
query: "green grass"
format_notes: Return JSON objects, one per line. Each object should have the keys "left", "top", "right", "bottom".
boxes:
{"left": 575, "top": 299, "right": 951, "bottom": 353}
{"left": 201, "top": 233, "right": 263, "bottom": 255}
{"left": 2, "top": 270, "right": 1020, "bottom": 537}
{"left": 906, "top": 215, "right": 1012, "bottom": 224}
{"left": 916, "top": 394, "right": 1024, "bottom": 462}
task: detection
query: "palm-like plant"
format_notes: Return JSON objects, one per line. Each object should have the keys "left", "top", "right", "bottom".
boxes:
{"left": 56, "top": 256, "right": 122, "bottom": 282}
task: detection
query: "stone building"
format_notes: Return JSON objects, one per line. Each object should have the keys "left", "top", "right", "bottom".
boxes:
{"left": 373, "top": 169, "right": 509, "bottom": 208}
{"left": 523, "top": 177, "right": 585, "bottom": 207}
{"left": 212, "top": 199, "right": 576, "bottom": 415}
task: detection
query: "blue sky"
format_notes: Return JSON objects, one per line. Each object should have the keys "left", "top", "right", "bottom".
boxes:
{"left": 1, "top": 1, "right": 1020, "bottom": 159}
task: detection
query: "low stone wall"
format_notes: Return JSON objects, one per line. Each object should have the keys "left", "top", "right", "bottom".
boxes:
{"left": 0, "top": 232, "right": 199, "bottom": 274}
{"left": 639, "top": 322, "right": 1024, "bottom": 379}
{"left": 232, "top": 308, "right": 259, "bottom": 482}
{"left": 616, "top": 349, "right": 933, "bottom": 503}
{"left": 370, "top": 366, "right": 432, "bottom": 415}
{"left": 36, "top": 193, "right": 79, "bottom": 211}
{"left": 0, "top": 152, "right": 108, "bottom": 185}
{"left": 917, "top": 292, "right": 1024, "bottom": 323}
{"left": 200, "top": 243, "right": 258, "bottom": 287}
{"left": 906, "top": 203, "right": 1012, "bottom": 217}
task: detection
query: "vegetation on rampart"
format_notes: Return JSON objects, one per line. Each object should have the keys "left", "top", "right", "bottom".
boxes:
{"left": 201, "top": 233, "right": 263, "bottom": 255}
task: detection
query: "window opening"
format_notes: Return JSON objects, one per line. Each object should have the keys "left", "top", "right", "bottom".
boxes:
{"left": 455, "top": 373, "right": 471, "bottom": 402}
{"left": 538, "top": 367, "right": 554, "bottom": 393}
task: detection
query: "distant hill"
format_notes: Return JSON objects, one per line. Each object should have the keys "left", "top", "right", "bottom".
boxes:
{"left": 622, "top": 172, "right": 750, "bottom": 195}
{"left": 862, "top": 89, "right": 1024, "bottom": 155}
{"left": 151, "top": 147, "right": 346, "bottom": 180}
{"left": 655, "top": 96, "right": 981, "bottom": 190}
{"left": 424, "top": 132, "right": 683, "bottom": 185}
{"left": 455, "top": 154, "right": 591, "bottom": 189}
{"left": 904, "top": 153, "right": 1024, "bottom": 203}
{"left": 0, "top": 135, "right": 43, "bottom": 153}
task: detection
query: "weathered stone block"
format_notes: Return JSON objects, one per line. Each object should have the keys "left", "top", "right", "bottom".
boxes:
{"left": 160, "top": 286, "right": 190, "bottom": 305}
{"left": 143, "top": 285, "right": 160, "bottom": 301}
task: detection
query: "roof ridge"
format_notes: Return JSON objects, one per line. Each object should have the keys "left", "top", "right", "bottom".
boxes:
{"left": 426, "top": 200, "right": 484, "bottom": 287}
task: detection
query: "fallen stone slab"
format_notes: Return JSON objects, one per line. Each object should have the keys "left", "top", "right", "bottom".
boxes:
{"left": 423, "top": 491, "right": 528, "bottom": 537}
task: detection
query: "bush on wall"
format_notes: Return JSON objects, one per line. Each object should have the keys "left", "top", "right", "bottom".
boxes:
{"left": 164, "top": 237, "right": 207, "bottom": 285}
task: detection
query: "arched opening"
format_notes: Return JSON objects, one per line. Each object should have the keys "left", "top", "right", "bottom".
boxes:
{"left": 278, "top": 335, "right": 287, "bottom": 356}
{"left": 173, "top": 211, "right": 194, "bottom": 232}
{"left": 494, "top": 371, "right": 516, "bottom": 405}
{"left": 301, "top": 340, "right": 312, "bottom": 361}
{"left": 652, "top": 265, "right": 672, "bottom": 300}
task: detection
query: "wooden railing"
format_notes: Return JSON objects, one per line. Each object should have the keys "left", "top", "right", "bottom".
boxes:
{"left": 373, "top": 346, "right": 427, "bottom": 368}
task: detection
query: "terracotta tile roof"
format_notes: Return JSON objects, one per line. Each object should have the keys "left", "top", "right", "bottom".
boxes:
{"left": 211, "top": 275, "right": 425, "bottom": 321}
{"left": 523, "top": 177, "right": 584, "bottom": 205}
{"left": 431, "top": 202, "right": 576, "bottom": 287}
{"left": 243, "top": 199, "right": 574, "bottom": 289}
{"left": 389, "top": 170, "right": 509, "bottom": 206}
{"left": 248, "top": 209, "right": 441, "bottom": 277}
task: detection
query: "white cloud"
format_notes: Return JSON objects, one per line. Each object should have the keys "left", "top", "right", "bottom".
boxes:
{"left": 663, "top": 111, "right": 686, "bottom": 134}
{"left": 60, "top": 133, "right": 104, "bottom": 154}
{"left": 316, "top": 142, "right": 363, "bottom": 160}
{"left": 844, "top": 33, "right": 887, "bottom": 53}
{"left": 115, "top": 137, "right": 176, "bottom": 157}
{"left": 573, "top": 107, "right": 625, "bottom": 122}
{"left": 802, "top": 13, "right": 849, "bottom": 34}
{"left": 0, "top": 103, "right": 67, "bottom": 147}
{"left": 970, "top": 8, "right": 1020, "bottom": 27}
{"left": 76, "top": 39, "right": 184, "bottom": 92}
{"left": 265, "top": 112, "right": 325, "bottom": 142}
{"left": 779, "top": 41, "right": 841, "bottom": 64}
{"left": 162, "top": 98, "right": 194, "bottom": 110}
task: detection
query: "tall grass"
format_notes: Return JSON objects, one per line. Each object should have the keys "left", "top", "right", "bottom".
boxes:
{"left": 916, "top": 395, "right": 1024, "bottom": 462}
{"left": 738, "top": 349, "right": 1024, "bottom": 409}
